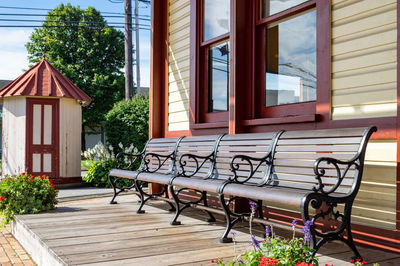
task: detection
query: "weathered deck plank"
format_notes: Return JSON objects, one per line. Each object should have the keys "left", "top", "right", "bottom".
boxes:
{"left": 11, "top": 194, "right": 400, "bottom": 266}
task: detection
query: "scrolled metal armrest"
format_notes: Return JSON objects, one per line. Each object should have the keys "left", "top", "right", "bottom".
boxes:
{"left": 313, "top": 157, "right": 359, "bottom": 195}
{"left": 142, "top": 152, "right": 175, "bottom": 173}
{"left": 229, "top": 154, "right": 272, "bottom": 184}
{"left": 178, "top": 153, "right": 213, "bottom": 177}
{"left": 115, "top": 152, "right": 143, "bottom": 169}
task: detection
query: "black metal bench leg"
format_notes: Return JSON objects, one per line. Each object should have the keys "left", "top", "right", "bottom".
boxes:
{"left": 165, "top": 185, "right": 176, "bottom": 212}
{"left": 135, "top": 180, "right": 148, "bottom": 214}
{"left": 169, "top": 185, "right": 186, "bottom": 225}
{"left": 202, "top": 191, "right": 216, "bottom": 223}
{"left": 109, "top": 175, "right": 122, "bottom": 204}
{"left": 219, "top": 194, "right": 241, "bottom": 243}
{"left": 343, "top": 203, "right": 363, "bottom": 260}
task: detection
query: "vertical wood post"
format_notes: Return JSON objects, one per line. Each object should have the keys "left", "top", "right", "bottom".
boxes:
{"left": 125, "top": 0, "right": 133, "bottom": 101}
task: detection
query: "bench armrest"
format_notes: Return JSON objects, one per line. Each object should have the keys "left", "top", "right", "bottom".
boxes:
{"left": 142, "top": 152, "right": 176, "bottom": 173}
{"left": 115, "top": 152, "right": 143, "bottom": 169}
{"left": 313, "top": 157, "right": 359, "bottom": 195}
{"left": 178, "top": 153, "right": 214, "bottom": 178}
{"left": 230, "top": 153, "right": 272, "bottom": 184}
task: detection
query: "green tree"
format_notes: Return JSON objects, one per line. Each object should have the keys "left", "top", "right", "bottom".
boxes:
{"left": 26, "top": 4, "right": 126, "bottom": 148}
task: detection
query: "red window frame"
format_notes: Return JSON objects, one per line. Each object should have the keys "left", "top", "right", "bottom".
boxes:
{"left": 254, "top": 0, "right": 318, "bottom": 120}
{"left": 195, "top": 0, "right": 231, "bottom": 124}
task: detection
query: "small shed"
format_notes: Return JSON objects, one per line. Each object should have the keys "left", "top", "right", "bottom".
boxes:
{"left": 0, "top": 56, "right": 91, "bottom": 185}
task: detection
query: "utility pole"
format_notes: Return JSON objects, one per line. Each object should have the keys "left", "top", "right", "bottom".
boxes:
{"left": 135, "top": 0, "right": 141, "bottom": 94}
{"left": 125, "top": 0, "right": 133, "bottom": 101}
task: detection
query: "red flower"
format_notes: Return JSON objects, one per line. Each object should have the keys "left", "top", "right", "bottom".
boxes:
{"left": 260, "top": 257, "right": 279, "bottom": 266}
{"left": 295, "top": 263, "right": 313, "bottom": 266}
{"left": 362, "top": 261, "right": 366, "bottom": 264}
{"left": 0, "top": 196, "right": 5, "bottom": 201}
{"left": 356, "top": 259, "right": 361, "bottom": 262}
{"left": 211, "top": 260, "right": 214, "bottom": 263}
{"left": 21, "top": 172, "right": 26, "bottom": 175}
{"left": 350, "top": 259, "right": 355, "bottom": 263}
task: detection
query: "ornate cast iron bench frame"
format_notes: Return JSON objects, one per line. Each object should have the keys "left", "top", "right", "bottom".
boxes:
{"left": 108, "top": 126, "right": 376, "bottom": 260}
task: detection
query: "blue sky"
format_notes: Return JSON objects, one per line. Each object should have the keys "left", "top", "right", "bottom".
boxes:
{"left": 0, "top": 0, "right": 151, "bottom": 88}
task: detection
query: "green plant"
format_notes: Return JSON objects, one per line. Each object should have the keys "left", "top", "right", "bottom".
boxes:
{"left": 213, "top": 202, "right": 318, "bottom": 266}
{"left": 0, "top": 173, "right": 58, "bottom": 227}
{"left": 104, "top": 96, "right": 149, "bottom": 154}
{"left": 82, "top": 142, "right": 138, "bottom": 187}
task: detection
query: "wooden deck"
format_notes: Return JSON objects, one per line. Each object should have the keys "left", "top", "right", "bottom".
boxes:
{"left": 11, "top": 194, "right": 400, "bottom": 265}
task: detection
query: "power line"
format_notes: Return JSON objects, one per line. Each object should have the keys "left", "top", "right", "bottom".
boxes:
{"left": 0, "top": 5, "right": 151, "bottom": 17}
{"left": 0, "top": 25, "right": 151, "bottom": 30}
{"left": 0, "top": 13, "right": 151, "bottom": 21}
{"left": 0, "top": 18, "right": 150, "bottom": 27}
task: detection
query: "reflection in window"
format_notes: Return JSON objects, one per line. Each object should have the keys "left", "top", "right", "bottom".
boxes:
{"left": 203, "top": 0, "right": 230, "bottom": 41}
{"left": 209, "top": 42, "right": 229, "bottom": 112}
{"left": 260, "top": 0, "right": 310, "bottom": 18}
{"left": 265, "top": 10, "right": 316, "bottom": 107}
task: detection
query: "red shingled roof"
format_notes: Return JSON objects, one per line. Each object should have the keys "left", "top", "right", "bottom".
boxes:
{"left": 0, "top": 56, "right": 91, "bottom": 103}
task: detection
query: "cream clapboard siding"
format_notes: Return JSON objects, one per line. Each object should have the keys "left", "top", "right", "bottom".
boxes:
{"left": 167, "top": 0, "right": 190, "bottom": 131}
{"left": 331, "top": 0, "right": 397, "bottom": 119}
{"left": 1, "top": 97, "right": 26, "bottom": 176}
{"left": 59, "top": 98, "right": 81, "bottom": 178}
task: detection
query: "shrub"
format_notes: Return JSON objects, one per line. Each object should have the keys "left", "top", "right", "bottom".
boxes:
{"left": 0, "top": 173, "right": 58, "bottom": 227}
{"left": 104, "top": 96, "right": 149, "bottom": 153}
{"left": 82, "top": 142, "right": 139, "bottom": 187}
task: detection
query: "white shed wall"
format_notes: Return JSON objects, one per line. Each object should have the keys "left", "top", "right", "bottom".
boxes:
{"left": 59, "top": 98, "right": 81, "bottom": 178}
{"left": 2, "top": 97, "right": 26, "bottom": 176}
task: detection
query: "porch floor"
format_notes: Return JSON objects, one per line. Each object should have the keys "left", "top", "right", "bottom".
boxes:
{"left": 11, "top": 194, "right": 400, "bottom": 265}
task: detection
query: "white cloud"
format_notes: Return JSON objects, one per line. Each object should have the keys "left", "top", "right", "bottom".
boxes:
{"left": 0, "top": 29, "right": 32, "bottom": 80}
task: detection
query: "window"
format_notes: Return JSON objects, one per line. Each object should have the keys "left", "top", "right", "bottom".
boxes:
{"left": 198, "top": 0, "right": 230, "bottom": 123}
{"left": 256, "top": 0, "right": 317, "bottom": 119}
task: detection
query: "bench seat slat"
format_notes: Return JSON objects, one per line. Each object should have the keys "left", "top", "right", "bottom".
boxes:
{"left": 276, "top": 145, "right": 360, "bottom": 152}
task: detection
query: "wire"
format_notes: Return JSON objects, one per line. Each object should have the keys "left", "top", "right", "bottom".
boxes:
{"left": 0, "top": 14, "right": 150, "bottom": 21}
{"left": 0, "top": 18, "right": 150, "bottom": 27}
{"left": 0, "top": 25, "right": 151, "bottom": 30}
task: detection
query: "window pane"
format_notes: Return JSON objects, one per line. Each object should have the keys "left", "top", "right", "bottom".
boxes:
{"left": 260, "top": 0, "right": 310, "bottom": 18}
{"left": 209, "top": 41, "right": 230, "bottom": 112}
{"left": 265, "top": 10, "right": 316, "bottom": 107}
{"left": 203, "top": 0, "right": 230, "bottom": 41}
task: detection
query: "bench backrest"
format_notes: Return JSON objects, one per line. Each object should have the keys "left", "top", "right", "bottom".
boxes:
{"left": 141, "top": 137, "right": 183, "bottom": 174}
{"left": 215, "top": 132, "right": 276, "bottom": 184}
{"left": 175, "top": 135, "right": 223, "bottom": 178}
{"left": 269, "top": 127, "right": 376, "bottom": 196}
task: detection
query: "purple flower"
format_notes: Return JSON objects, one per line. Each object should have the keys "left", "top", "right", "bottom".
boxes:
{"left": 292, "top": 219, "right": 298, "bottom": 228}
{"left": 230, "top": 231, "right": 236, "bottom": 240}
{"left": 249, "top": 201, "right": 256, "bottom": 213}
{"left": 302, "top": 220, "right": 313, "bottom": 242}
{"left": 251, "top": 235, "right": 261, "bottom": 249}
{"left": 265, "top": 225, "right": 271, "bottom": 236}
{"left": 238, "top": 259, "right": 245, "bottom": 264}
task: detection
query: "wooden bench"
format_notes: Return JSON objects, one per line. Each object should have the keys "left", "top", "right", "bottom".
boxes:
{"left": 108, "top": 126, "right": 376, "bottom": 260}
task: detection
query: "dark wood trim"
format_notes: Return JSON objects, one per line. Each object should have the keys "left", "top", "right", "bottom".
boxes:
{"left": 164, "top": 130, "right": 191, "bottom": 138}
{"left": 200, "top": 33, "right": 230, "bottom": 47}
{"left": 26, "top": 98, "right": 59, "bottom": 179}
{"left": 189, "top": 0, "right": 200, "bottom": 127}
{"left": 244, "top": 114, "right": 317, "bottom": 126}
{"left": 150, "top": 0, "right": 168, "bottom": 194}
{"left": 396, "top": 0, "right": 400, "bottom": 232}
{"left": 53, "top": 176, "right": 82, "bottom": 185}
{"left": 257, "top": 0, "right": 316, "bottom": 26}
{"left": 150, "top": 0, "right": 167, "bottom": 139}
{"left": 315, "top": 0, "right": 331, "bottom": 128}
{"left": 190, "top": 121, "right": 228, "bottom": 130}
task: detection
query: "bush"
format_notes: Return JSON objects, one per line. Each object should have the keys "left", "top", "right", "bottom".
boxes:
{"left": 82, "top": 142, "right": 139, "bottom": 187}
{"left": 0, "top": 173, "right": 58, "bottom": 227}
{"left": 104, "top": 96, "right": 149, "bottom": 153}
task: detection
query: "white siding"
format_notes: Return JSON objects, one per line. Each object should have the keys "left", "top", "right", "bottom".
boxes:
{"left": 2, "top": 97, "right": 26, "bottom": 176}
{"left": 167, "top": 0, "right": 191, "bottom": 131}
{"left": 331, "top": 0, "right": 397, "bottom": 119}
{"left": 59, "top": 98, "right": 81, "bottom": 178}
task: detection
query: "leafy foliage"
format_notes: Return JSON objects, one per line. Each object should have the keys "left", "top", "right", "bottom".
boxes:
{"left": 0, "top": 173, "right": 58, "bottom": 227}
{"left": 25, "top": 3, "right": 125, "bottom": 126}
{"left": 83, "top": 142, "right": 139, "bottom": 187}
{"left": 104, "top": 96, "right": 149, "bottom": 153}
